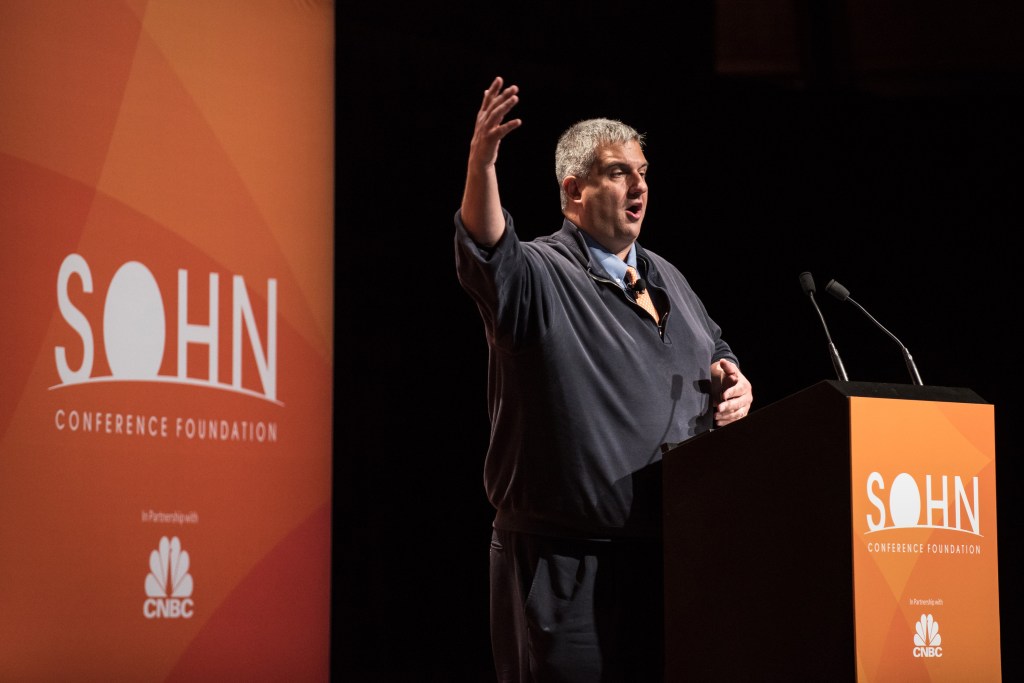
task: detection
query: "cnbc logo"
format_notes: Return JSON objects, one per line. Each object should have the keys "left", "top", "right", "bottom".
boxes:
{"left": 143, "top": 536, "right": 194, "bottom": 619}
{"left": 53, "top": 254, "right": 280, "bottom": 404}
{"left": 912, "top": 613, "right": 943, "bottom": 658}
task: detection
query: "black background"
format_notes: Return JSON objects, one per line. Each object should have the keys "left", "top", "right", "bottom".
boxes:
{"left": 336, "top": 4, "right": 1022, "bottom": 680}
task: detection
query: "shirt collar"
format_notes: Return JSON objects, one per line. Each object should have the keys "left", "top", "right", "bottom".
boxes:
{"left": 578, "top": 229, "right": 637, "bottom": 289}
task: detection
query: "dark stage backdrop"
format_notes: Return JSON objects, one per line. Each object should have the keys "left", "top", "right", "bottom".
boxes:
{"left": 337, "top": 3, "right": 1022, "bottom": 680}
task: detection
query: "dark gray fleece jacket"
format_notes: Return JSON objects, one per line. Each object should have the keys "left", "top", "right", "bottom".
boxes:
{"left": 455, "top": 210, "right": 738, "bottom": 539}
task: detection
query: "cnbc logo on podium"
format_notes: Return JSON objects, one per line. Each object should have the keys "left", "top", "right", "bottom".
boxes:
{"left": 143, "top": 536, "right": 194, "bottom": 619}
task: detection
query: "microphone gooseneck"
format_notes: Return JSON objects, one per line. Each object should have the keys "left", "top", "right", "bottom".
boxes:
{"left": 799, "top": 272, "right": 849, "bottom": 381}
{"left": 825, "top": 278, "right": 924, "bottom": 386}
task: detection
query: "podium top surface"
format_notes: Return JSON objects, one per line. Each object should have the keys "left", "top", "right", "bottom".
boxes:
{"left": 815, "top": 380, "right": 987, "bottom": 404}
{"left": 660, "top": 380, "right": 988, "bottom": 458}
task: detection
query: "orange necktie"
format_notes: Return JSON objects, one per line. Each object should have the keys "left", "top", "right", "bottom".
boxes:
{"left": 625, "top": 266, "right": 659, "bottom": 323}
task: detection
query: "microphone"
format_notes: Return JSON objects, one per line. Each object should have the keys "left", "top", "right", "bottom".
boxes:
{"left": 824, "top": 278, "right": 924, "bottom": 386}
{"left": 799, "top": 272, "right": 849, "bottom": 381}
{"left": 631, "top": 277, "right": 647, "bottom": 294}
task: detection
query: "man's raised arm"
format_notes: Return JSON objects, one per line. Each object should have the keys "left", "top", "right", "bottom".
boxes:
{"left": 459, "top": 76, "right": 522, "bottom": 247}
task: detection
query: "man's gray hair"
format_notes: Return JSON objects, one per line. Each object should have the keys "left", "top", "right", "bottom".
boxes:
{"left": 555, "top": 118, "right": 646, "bottom": 210}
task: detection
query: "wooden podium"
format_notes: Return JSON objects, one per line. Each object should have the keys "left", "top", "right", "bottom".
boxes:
{"left": 662, "top": 380, "right": 1001, "bottom": 682}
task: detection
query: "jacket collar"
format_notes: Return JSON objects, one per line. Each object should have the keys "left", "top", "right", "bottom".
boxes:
{"left": 551, "top": 219, "right": 661, "bottom": 285}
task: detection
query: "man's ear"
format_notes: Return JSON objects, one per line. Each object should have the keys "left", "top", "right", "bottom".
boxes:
{"left": 563, "top": 177, "right": 582, "bottom": 202}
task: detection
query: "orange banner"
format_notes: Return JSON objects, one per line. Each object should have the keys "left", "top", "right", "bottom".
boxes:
{"left": 850, "top": 397, "right": 1001, "bottom": 682}
{"left": 0, "top": 2, "right": 334, "bottom": 680}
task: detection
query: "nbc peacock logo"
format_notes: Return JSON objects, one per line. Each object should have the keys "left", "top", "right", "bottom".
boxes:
{"left": 912, "top": 613, "right": 943, "bottom": 658}
{"left": 142, "top": 536, "right": 195, "bottom": 619}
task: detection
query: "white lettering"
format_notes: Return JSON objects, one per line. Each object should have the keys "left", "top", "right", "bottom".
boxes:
{"left": 866, "top": 472, "right": 886, "bottom": 531}
{"left": 232, "top": 275, "right": 277, "bottom": 400}
{"left": 926, "top": 475, "right": 949, "bottom": 527}
{"left": 142, "top": 598, "right": 195, "bottom": 619}
{"left": 867, "top": 472, "right": 982, "bottom": 535}
{"left": 54, "top": 255, "right": 279, "bottom": 402}
{"left": 178, "top": 270, "right": 219, "bottom": 383}
{"left": 955, "top": 476, "right": 980, "bottom": 534}
{"left": 55, "top": 254, "right": 94, "bottom": 383}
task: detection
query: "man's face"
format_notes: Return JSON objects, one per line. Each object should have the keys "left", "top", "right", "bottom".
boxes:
{"left": 573, "top": 140, "right": 648, "bottom": 259}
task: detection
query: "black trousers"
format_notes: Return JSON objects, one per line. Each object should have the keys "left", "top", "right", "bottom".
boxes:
{"left": 489, "top": 528, "right": 664, "bottom": 683}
